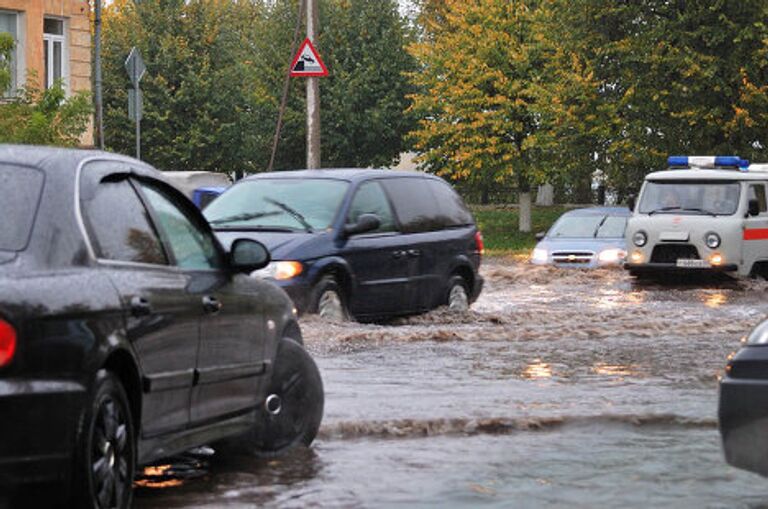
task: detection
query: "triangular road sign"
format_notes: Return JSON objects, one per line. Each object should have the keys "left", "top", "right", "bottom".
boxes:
{"left": 290, "top": 38, "right": 329, "bottom": 78}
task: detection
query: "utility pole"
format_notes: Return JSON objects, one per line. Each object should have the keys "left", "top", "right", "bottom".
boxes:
{"left": 306, "top": 0, "right": 321, "bottom": 169}
{"left": 94, "top": 0, "right": 104, "bottom": 149}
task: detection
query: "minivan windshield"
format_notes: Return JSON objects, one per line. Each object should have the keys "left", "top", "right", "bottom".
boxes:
{"left": 0, "top": 164, "right": 44, "bottom": 251}
{"left": 204, "top": 178, "right": 349, "bottom": 232}
{"left": 638, "top": 181, "right": 740, "bottom": 216}
{"left": 548, "top": 214, "right": 628, "bottom": 239}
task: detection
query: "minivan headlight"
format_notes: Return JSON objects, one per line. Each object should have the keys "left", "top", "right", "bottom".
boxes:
{"left": 252, "top": 261, "right": 304, "bottom": 280}
{"left": 633, "top": 231, "right": 647, "bottom": 247}
{"left": 705, "top": 232, "right": 721, "bottom": 249}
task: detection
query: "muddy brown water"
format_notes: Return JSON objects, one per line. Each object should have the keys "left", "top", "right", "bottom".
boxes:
{"left": 133, "top": 259, "right": 768, "bottom": 508}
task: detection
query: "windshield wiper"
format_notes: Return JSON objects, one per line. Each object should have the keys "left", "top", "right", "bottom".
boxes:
{"left": 208, "top": 211, "right": 281, "bottom": 225}
{"left": 265, "top": 198, "right": 314, "bottom": 233}
{"left": 647, "top": 206, "right": 717, "bottom": 217}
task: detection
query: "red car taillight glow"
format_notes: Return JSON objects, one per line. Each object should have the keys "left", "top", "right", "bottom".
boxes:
{"left": 475, "top": 231, "right": 485, "bottom": 256}
{"left": 0, "top": 319, "right": 17, "bottom": 368}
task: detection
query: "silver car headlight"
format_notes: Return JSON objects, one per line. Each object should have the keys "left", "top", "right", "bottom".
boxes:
{"left": 531, "top": 248, "right": 548, "bottom": 264}
{"left": 747, "top": 319, "right": 768, "bottom": 345}
{"left": 632, "top": 231, "right": 647, "bottom": 247}
{"left": 705, "top": 232, "right": 721, "bottom": 249}
{"left": 598, "top": 248, "right": 627, "bottom": 265}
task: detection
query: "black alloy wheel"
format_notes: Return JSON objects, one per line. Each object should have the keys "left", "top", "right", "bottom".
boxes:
{"left": 75, "top": 371, "right": 135, "bottom": 509}
{"left": 251, "top": 338, "right": 324, "bottom": 457}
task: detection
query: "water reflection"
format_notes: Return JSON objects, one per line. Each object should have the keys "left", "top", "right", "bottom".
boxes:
{"left": 522, "top": 360, "right": 553, "bottom": 380}
{"left": 702, "top": 291, "right": 729, "bottom": 308}
{"left": 591, "top": 363, "right": 640, "bottom": 380}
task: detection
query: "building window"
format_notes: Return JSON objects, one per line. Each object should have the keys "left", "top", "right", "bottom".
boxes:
{"left": 43, "top": 17, "right": 66, "bottom": 90}
{"left": 0, "top": 10, "right": 20, "bottom": 96}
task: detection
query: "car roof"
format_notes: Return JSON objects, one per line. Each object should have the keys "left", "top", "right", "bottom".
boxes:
{"left": 241, "top": 168, "right": 441, "bottom": 184}
{"left": 561, "top": 206, "right": 631, "bottom": 217}
{"left": 0, "top": 144, "right": 151, "bottom": 176}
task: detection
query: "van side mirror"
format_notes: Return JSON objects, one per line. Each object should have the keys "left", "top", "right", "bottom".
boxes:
{"left": 535, "top": 232, "right": 546, "bottom": 241}
{"left": 627, "top": 194, "right": 636, "bottom": 212}
{"left": 229, "top": 239, "right": 271, "bottom": 272}
{"left": 749, "top": 199, "right": 760, "bottom": 217}
{"left": 343, "top": 214, "right": 380, "bottom": 237}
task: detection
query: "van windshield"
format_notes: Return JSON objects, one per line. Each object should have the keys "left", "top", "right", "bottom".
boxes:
{"left": 638, "top": 181, "right": 740, "bottom": 216}
{"left": 204, "top": 178, "right": 349, "bottom": 232}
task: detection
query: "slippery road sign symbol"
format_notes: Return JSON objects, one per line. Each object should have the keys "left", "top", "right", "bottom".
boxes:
{"left": 290, "top": 38, "right": 329, "bottom": 77}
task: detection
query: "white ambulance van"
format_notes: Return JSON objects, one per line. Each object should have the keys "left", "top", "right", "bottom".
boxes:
{"left": 625, "top": 156, "right": 768, "bottom": 277}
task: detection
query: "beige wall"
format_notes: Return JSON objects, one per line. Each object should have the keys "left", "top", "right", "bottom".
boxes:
{"left": 1, "top": 0, "right": 92, "bottom": 143}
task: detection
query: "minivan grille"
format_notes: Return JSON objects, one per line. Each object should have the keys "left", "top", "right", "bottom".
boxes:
{"left": 552, "top": 251, "right": 594, "bottom": 264}
{"left": 650, "top": 244, "right": 700, "bottom": 263}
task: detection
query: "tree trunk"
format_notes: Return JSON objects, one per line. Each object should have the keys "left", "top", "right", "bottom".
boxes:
{"left": 519, "top": 191, "right": 532, "bottom": 232}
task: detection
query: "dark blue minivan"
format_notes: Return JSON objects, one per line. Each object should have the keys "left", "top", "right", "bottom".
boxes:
{"left": 204, "top": 169, "right": 484, "bottom": 321}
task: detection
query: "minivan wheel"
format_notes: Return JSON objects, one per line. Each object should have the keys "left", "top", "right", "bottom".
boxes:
{"left": 74, "top": 371, "right": 135, "bottom": 509}
{"left": 251, "top": 338, "right": 324, "bottom": 457}
{"left": 311, "top": 276, "right": 348, "bottom": 321}
{"left": 447, "top": 275, "right": 470, "bottom": 312}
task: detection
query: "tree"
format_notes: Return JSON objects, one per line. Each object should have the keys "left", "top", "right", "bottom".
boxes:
{"left": 408, "top": 0, "right": 552, "bottom": 231}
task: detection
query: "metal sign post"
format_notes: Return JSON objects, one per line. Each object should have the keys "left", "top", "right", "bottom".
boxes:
{"left": 125, "top": 47, "right": 146, "bottom": 159}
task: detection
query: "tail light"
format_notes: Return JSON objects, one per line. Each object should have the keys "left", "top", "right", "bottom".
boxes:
{"left": 474, "top": 231, "right": 485, "bottom": 256}
{"left": 0, "top": 319, "right": 16, "bottom": 368}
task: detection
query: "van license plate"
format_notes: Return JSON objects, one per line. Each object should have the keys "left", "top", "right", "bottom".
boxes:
{"left": 676, "top": 259, "right": 709, "bottom": 268}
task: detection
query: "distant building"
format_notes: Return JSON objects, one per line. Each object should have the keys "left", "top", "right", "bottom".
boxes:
{"left": 0, "top": 0, "right": 92, "bottom": 140}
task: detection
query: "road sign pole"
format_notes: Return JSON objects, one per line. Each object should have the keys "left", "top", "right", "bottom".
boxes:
{"left": 125, "top": 48, "right": 146, "bottom": 160}
{"left": 306, "top": 0, "right": 321, "bottom": 169}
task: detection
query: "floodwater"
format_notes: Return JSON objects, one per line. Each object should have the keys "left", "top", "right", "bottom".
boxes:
{"left": 134, "top": 259, "right": 768, "bottom": 508}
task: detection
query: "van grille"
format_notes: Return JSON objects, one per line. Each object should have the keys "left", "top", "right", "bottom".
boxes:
{"left": 650, "top": 244, "right": 700, "bottom": 263}
{"left": 552, "top": 251, "right": 594, "bottom": 264}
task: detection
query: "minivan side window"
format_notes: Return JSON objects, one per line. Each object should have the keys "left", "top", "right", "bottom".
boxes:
{"left": 346, "top": 181, "right": 397, "bottom": 233}
{"left": 82, "top": 177, "right": 168, "bottom": 265}
{"left": 426, "top": 180, "right": 474, "bottom": 227}
{"left": 380, "top": 177, "right": 441, "bottom": 233}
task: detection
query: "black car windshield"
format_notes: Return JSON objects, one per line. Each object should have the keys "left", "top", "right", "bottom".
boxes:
{"left": 0, "top": 164, "right": 44, "bottom": 251}
{"left": 204, "top": 178, "right": 349, "bottom": 231}
{"left": 548, "top": 214, "right": 627, "bottom": 239}
{"left": 638, "top": 181, "right": 740, "bottom": 215}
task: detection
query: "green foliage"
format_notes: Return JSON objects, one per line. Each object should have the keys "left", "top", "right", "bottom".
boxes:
{"left": 0, "top": 78, "right": 92, "bottom": 146}
{"left": 102, "top": 0, "right": 415, "bottom": 173}
{"left": 0, "top": 31, "right": 12, "bottom": 93}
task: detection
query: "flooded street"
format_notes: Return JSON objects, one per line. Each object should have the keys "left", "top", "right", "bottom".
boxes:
{"left": 135, "top": 259, "right": 768, "bottom": 508}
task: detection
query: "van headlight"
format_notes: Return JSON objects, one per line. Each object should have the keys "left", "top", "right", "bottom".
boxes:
{"left": 598, "top": 248, "right": 627, "bottom": 265}
{"left": 632, "top": 231, "right": 647, "bottom": 247}
{"left": 705, "top": 232, "right": 721, "bottom": 249}
{"left": 251, "top": 261, "right": 304, "bottom": 280}
{"left": 531, "top": 248, "right": 548, "bottom": 263}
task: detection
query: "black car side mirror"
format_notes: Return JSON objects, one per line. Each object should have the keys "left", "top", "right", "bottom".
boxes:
{"left": 343, "top": 214, "right": 380, "bottom": 237}
{"left": 749, "top": 199, "right": 761, "bottom": 217}
{"left": 627, "top": 194, "right": 636, "bottom": 212}
{"left": 229, "top": 239, "right": 271, "bottom": 272}
{"left": 535, "top": 232, "right": 546, "bottom": 241}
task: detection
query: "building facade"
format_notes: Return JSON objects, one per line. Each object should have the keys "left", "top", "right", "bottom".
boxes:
{"left": 0, "top": 0, "right": 90, "bottom": 99}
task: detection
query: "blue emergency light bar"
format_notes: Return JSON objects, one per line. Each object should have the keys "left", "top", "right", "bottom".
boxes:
{"left": 668, "top": 155, "right": 749, "bottom": 169}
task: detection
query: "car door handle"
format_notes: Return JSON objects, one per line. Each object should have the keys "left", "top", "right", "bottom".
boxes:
{"left": 407, "top": 249, "right": 422, "bottom": 258}
{"left": 202, "top": 295, "right": 222, "bottom": 314}
{"left": 130, "top": 296, "right": 152, "bottom": 317}
{"left": 392, "top": 250, "right": 406, "bottom": 259}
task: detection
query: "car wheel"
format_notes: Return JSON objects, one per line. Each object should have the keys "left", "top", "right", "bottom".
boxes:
{"left": 446, "top": 275, "right": 470, "bottom": 311}
{"left": 311, "top": 276, "right": 348, "bottom": 321}
{"left": 73, "top": 370, "right": 135, "bottom": 509}
{"left": 250, "top": 338, "right": 324, "bottom": 457}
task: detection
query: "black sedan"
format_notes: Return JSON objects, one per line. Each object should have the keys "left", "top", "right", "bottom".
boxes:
{"left": 0, "top": 145, "right": 324, "bottom": 508}
{"left": 719, "top": 319, "right": 768, "bottom": 476}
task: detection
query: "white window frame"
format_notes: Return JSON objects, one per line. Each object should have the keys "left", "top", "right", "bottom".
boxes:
{"left": 43, "top": 16, "right": 68, "bottom": 93}
{"left": 0, "top": 9, "right": 25, "bottom": 97}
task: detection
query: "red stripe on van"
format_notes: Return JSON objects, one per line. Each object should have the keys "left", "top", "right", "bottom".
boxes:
{"left": 744, "top": 229, "right": 768, "bottom": 240}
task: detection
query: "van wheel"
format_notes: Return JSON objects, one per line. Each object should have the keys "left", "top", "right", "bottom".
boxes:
{"left": 73, "top": 371, "right": 135, "bottom": 509}
{"left": 446, "top": 275, "right": 470, "bottom": 311}
{"left": 311, "top": 276, "right": 348, "bottom": 321}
